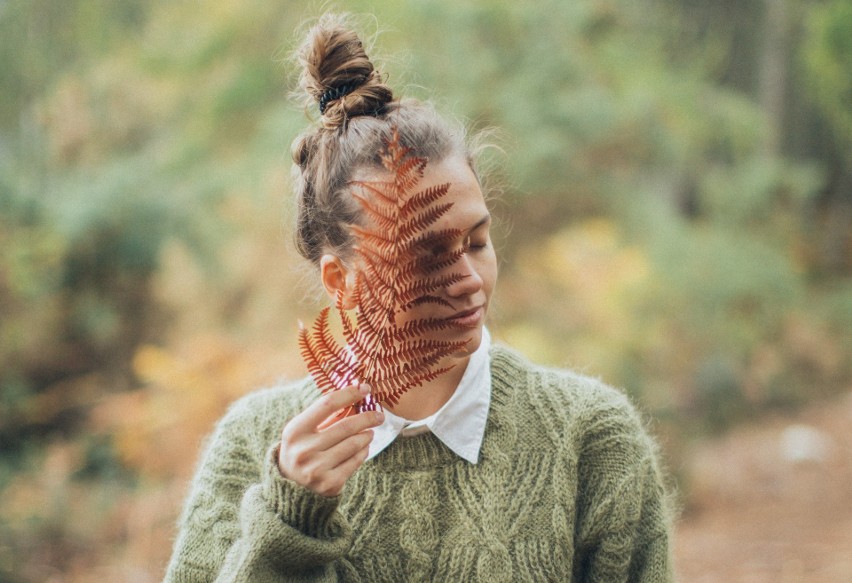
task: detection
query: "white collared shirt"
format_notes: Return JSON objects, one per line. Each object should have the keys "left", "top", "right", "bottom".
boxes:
{"left": 366, "top": 328, "right": 492, "bottom": 464}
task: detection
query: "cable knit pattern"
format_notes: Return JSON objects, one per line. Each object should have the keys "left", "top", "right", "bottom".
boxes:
{"left": 164, "top": 345, "right": 674, "bottom": 582}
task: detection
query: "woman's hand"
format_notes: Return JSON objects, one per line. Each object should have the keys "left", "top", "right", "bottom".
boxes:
{"left": 278, "top": 383, "right": 383, "bottom": 497}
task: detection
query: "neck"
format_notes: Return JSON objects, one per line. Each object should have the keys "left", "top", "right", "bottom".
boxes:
{"left": 385, "top": 354, "right": 470, "bottom": 420}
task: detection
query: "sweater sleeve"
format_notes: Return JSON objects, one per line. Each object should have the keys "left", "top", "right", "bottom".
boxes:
{"left": 571, "top": 387, "right": 674, "bottom": 583}
{"left": 163, "top": 392, "right": 353, "bottom": 583}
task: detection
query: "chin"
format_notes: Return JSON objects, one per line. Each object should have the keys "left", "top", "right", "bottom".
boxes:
{"left": 451, "top": 326, "right": 483, "bottom": 358}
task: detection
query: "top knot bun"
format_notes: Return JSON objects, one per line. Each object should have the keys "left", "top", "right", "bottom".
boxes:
{"left": 290, "top": 13, "right": 477, "bottom": 265}
{"left": 298, "top": 14, "right": 394, "bottom": 129}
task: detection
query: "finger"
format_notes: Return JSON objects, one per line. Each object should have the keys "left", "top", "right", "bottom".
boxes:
{"left": 317, "top": 408, "right": 383, "bottom": 447}
{"left": 310, "top": 441, "right": 371, "bottom": 498}
{"left": 316, "top": 405, "right": 355, "bottom": 432}
{"left": 328, "top": 442, "right": 371, "bottom": 485}
{"left": 298, "top": 383, "right": 371, "bottom": 431}
{"left": 318, "top": 429, "right": 374, "bottom": 470}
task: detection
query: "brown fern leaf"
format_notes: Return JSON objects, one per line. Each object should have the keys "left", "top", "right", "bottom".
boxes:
{"left": 405, "top": 246, "right": 469, "bottom": 277}
{"left": 298, "top": 127, "right": 470, "bottom": 413}
{"left": 400, "top": 294, "right": 455, "bottom": 311}
{"left": 299, "top": 309, "right": 357, "bottom": 393}
{"left": 409, "top": 228, "right": 467, "bottom": 254}
{"left": 351, "top": 193, "right": 398, "bottom": 233}
{"left": 400, "top": 183, "right": 453, "bottom": 216}
{"left": 397, "top": 202, "right": 455, "bottom": 242}
{"left": 389, "top": 317, "right": 460, "bottom": 342}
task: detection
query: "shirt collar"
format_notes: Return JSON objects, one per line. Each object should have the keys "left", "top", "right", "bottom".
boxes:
{"left": 367, "top": 327, "right": 492, "bottom": 464}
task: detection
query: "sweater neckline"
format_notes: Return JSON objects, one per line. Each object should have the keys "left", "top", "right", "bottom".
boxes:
{"left": 364, "top": 345, "right": 525, "bottom": 472}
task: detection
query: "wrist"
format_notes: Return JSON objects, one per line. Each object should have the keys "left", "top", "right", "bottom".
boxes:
{"left": 264, "top": 443, "right": 344, "bottom": 537}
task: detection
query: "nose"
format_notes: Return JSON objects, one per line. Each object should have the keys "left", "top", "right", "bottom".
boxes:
{"left": 446, "top": 253, "right": 483, "bottom": 298}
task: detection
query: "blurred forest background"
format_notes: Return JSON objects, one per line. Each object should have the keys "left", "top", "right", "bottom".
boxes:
{"left": 1, "top": 0, "right": 850, "bottom": 581}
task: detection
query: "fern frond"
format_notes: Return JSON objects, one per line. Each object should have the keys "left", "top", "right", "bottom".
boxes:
{"left": 299, "top": 127, "right": 472, "bottom": 413}
{"left": 409, "top": 228, "right": 466, "bottom": 253}
{"left": 399, "top": 273, "right": 469, "bottom": 305}
{"left": 398, "top": 202, "right": 455, "bottom": 243}
{"left": 399, "top": 294, "right": 455, "bottom": 313}
{"left": 392, "top": 156, "right": 428, "bottom": 193}
{"left": 402, "top": 246, "right": 468, "bottom": 279}
{"left": 348, "top": 225, "right": 396, "bottom": 250}
{"left": 389, "top": 317, "right": 461, "bottom": 341}
{"left": 352, "top": 180, "right": 397, "bottom": 206}
{"left": 376, "top": 365, "right": 458, "bottom": 406}
{"left": 351, "top": 192, "right": 397, "bottom": 233}
{"left": 400, "top": 183, "right": 453, "bottom": 216}
{"left": 299, "top": 312, "right": 356, "bottom": 394}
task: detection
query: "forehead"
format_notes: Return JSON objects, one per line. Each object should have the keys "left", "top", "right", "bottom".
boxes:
{"left": 353, "top": 154, "right": 488, "bottom": 228}
{"left": 423, "top": 156, "right": 488, "bottom": 230}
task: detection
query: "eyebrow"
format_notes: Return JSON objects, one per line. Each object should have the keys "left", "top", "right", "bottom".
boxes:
{"left": 467, "top": 214, "right": 492, "bottom": 234}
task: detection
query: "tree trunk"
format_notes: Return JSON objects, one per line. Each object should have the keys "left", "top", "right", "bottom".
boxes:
{"left": 759, "top": 0, "right": 789, "bottom": 157}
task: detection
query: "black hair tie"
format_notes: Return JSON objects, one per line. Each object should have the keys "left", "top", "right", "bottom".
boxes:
{"left": 319, "top": 82, "right": 358, "bottom": 114}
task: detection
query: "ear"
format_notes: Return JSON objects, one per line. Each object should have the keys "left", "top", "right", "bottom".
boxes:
{"left": 319, "top": 254, "right": 357, "bottom": 309}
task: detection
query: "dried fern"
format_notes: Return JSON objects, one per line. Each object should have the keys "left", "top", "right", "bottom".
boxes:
{"left": 299, "top": 128, "right": 469, "bottom": 417}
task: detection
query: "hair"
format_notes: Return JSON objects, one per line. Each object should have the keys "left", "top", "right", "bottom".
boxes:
{"left": 290, "top": 13, "right": 478, "bottom": 265}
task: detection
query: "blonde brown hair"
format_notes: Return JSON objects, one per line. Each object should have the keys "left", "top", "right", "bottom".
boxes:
{"left": 291, "top": 14, "right": 477, "bottom": 265}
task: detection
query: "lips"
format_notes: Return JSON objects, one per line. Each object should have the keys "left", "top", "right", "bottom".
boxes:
{"left": 446, "top": 306, "right": 484, "bottom": 328}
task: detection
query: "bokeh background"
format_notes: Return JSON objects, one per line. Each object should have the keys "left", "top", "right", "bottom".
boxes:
{"left": 1, "top": 0, "right": 851, "bottom": 581}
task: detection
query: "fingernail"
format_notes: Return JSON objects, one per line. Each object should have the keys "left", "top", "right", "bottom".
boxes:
{"left": 359, "top": 383, "right": 371, "bottom": 395}
{"left": 374, "top": 411, "right": 384, "bottom": 423}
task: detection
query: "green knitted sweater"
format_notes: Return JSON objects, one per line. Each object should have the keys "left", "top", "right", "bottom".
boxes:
{"left": 164, "top": 345, "right": 673, "bottom": 582}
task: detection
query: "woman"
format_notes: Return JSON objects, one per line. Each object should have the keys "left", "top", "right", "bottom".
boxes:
{"left": 165, "top": 14, "right": 673, "bottom": 582}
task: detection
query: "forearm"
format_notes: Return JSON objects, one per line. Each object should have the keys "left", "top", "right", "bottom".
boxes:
{"left": 165, "top": 417, "right": 353, "bottom": 582}
{"left": 211, "top": 481, "right": 350, "bottom": 582}
{"left": 573, "top": 396, "right": 674, "bottom": 582}
{"left": 574, "top": 461, "right": 672, "bottom": 582}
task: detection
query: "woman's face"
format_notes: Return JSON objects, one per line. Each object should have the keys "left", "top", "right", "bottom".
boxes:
{"left": 411, "top": 154, "right": 497, "bottom": 358}
{"left": 349, "top": 153, "right": 498, "bottom": 359}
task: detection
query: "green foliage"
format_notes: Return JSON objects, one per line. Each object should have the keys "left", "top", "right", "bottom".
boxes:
{"left": 0, "top": 0, "right": 148, "bottom": 128}
{"left": 698, "top": 157, "right": 822, "bottom": 226}
{"left": 0, "top": 0, "right": 302, "bottom": 459}
{"left": 802, "top": 0, "right": 852, "bottom": 143}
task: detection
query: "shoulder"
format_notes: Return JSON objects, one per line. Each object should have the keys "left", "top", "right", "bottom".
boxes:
{"left": 225, "top": 376, "right": 318, "bottom": 424}
{"left": 488, "top": 343, "right": 652, "bottom": 451}
{"left": 211, "top": 377, "right": 320, "bottom": 446}
{"left": 489, "top": 343, "right": 639, "bottom": 419}
{"left": 487, "top": 346, "right": 674, "bottom": 544}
